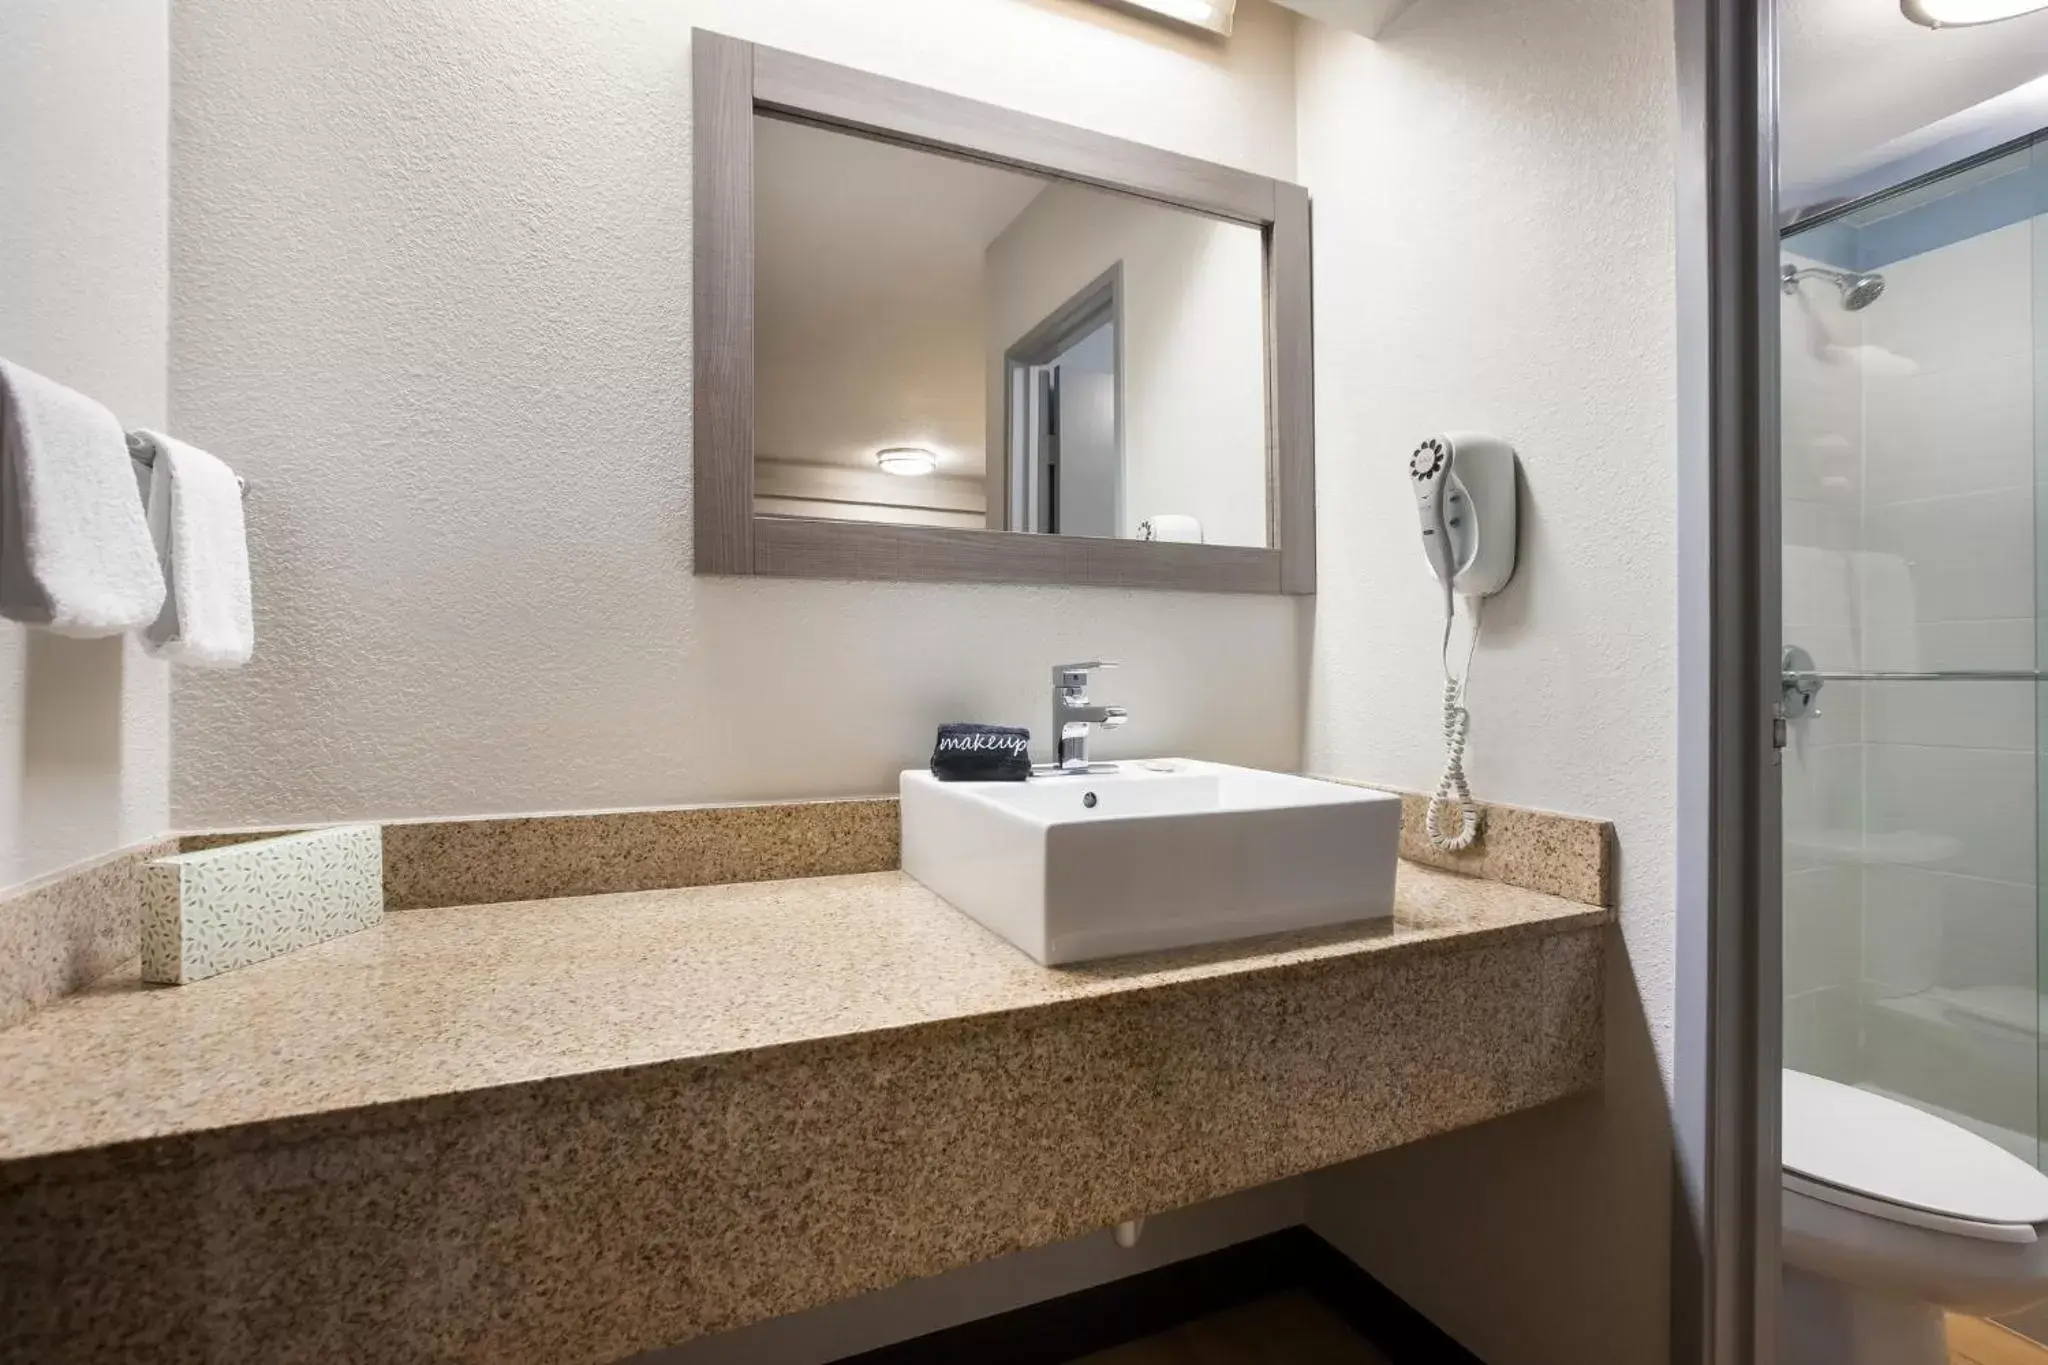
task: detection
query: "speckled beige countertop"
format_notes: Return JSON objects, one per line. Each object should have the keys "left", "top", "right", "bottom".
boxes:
{"left": 0, "top": 862, "right": 1602, "bottom": 1169}
{"left": 0, "top": 863, "right": 1609, "bottom": 1365}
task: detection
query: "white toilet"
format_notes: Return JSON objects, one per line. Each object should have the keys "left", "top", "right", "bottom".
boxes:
{"left": 1782, "top": 1070, "right": 2048, "bottom": 1364}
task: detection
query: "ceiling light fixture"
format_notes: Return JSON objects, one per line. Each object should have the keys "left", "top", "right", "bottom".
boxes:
{"left": 1091, "top": 0, "right": 1237, "bottom": 37}
{"left": 875, "top": 447, "right": 938, "bottom": 477}
{"left": 1902, "top": 0, "right": 2048, "bottom": 26}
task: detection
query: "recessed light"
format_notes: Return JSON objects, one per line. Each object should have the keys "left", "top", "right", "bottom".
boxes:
{"left": 1902, "top": 0, "right": 2048, "bottom": 26}
{"left": 1091, "top": 0, "right": 1236, "bottom": 37}
{"left": 875, "top": 447, "right": 938, "bottom": 477}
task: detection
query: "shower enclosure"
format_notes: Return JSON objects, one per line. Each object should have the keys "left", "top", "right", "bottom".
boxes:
{"left": 1781, "top": 132, "right": 2047, "bottom": 1163}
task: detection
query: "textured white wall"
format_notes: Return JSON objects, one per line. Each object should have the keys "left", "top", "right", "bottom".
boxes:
{"left": 0, "top": 0, "right": 171, "bottom": 888}
{"left": 985, "top": 183, "right": 1270, "bottom": 546}
{"left": 1294, "top": 3, "right": 1677, "bottom": 1363}
{"left": 168, "top": 0, "right": 1304, "bottom": 826}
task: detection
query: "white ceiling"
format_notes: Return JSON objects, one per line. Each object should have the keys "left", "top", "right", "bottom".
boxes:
{"left": 754, "top": 116, "right": 1049, "bottom": 309}
{"left": 1780, "top": 0, "right": 2048, "bottom": 195}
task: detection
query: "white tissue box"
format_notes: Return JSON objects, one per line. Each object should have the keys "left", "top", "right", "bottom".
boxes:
{"left": 141, "top": 825, "right": 383, "bottom": 984}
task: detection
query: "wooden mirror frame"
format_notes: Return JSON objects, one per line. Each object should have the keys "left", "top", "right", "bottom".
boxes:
{"left": 692, "top": 30, "right": 1315, "bottom": 595}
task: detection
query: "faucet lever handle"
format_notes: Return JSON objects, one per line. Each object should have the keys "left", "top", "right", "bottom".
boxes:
{"left": 1052, "top": 660, "right": 1118, "bottom": 685}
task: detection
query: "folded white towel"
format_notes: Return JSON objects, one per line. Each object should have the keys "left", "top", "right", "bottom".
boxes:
{"left": 1139, "top": 514, "right": 1204, "bottom": 544}
{"left": 0, "top": 359, "right": 165, "bottom": 635}
{"left": 136, "top": 430, "right": 252, "bottom": 668}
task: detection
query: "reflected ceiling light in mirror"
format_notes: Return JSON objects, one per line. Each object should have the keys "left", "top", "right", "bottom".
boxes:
{"left": 1901, "top": 0, "right": 2048, "bottom": 25}
{"left": 875, "top": 447, "right": 938, "bottom": 477}
{"left": 1091, "top": 0, "right": 1237, "bottom": 36}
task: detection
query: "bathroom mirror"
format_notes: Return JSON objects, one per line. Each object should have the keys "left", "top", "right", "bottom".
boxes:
{"left": 754, "top": 115, "right": 1271, "bottom": 547}
{"left": 693, "top": 31, "right": 1314, "bottom": 594}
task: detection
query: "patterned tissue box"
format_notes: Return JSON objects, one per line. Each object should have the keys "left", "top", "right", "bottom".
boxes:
{"left": 141, "top": 825, "right": 384, "bottom": 984}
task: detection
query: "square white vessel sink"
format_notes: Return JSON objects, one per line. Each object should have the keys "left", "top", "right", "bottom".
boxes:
{"left": 900, "top": 760, "right": 1402, "bottom": 965}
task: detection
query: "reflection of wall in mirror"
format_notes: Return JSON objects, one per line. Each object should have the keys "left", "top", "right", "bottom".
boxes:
{"left": 754, "top": 458, "right": 987, "bottom": 529}
{"left": 753, "top": 116, "right": 1040, "bottom": 528}
{"left": 984, "top": 184, "right": 1268, "bottom": 547}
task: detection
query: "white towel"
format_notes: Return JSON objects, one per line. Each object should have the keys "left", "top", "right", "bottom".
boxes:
{"left": 0, "top": 359, "right": 165, "bottom": 635}
{"left": 1139, "top": 514, "right": 1204, "bottom": 544}
{"left": 136, "top": 430, "right": 252, "bottom": 668}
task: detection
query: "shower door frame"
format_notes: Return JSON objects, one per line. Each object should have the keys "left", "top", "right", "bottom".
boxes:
{"left": 1673, "top": 0, "right": 1783, "bottom": 1363}
{"left": 1783, "top": 113, "right": 2048, "bottom": 233}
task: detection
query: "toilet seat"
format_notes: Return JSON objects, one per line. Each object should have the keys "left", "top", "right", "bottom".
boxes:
{"left": 1783, "top": 1071, "right": 2048, "bottom": 1243}
{"left": 1786, "top": 1170, "right": 2037, "bottom": 1244}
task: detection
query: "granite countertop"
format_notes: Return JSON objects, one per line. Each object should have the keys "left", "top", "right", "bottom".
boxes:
{"left": 0, "top": 859, "right": 1610, "bottom": 1363}
{"left": 0, "top": 861, "right": 1605, "bottom": 1172}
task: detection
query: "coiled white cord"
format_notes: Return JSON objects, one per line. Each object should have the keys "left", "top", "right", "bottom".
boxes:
{"left": 1426, "top": 596, "right": 1483, "bottom": 852}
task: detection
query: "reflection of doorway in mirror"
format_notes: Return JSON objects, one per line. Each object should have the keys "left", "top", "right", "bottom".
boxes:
{"left": 1006, "top": 268, "right": 1122, "bottom": 538}
{"left": 985, "top": 182, "right": 1267, "bottom": 546}
{"left": 1052, "top": 323, "right": 1118, "bottom": 538}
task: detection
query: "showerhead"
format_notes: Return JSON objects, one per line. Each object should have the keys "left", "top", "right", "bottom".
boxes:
{"left": 1837, "top": 272, "right": 1886, "bottom": 310}
{"left": 1782, "top": 263, "right": 1887, "bottom": 312}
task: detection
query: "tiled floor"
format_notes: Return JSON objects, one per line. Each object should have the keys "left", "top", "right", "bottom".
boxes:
{"left": 1073, "top": 1292, "right": 1389, "bottom": 1365}
{"left": 1953, "top": 1315, "right": 2048, "bottom": 1365}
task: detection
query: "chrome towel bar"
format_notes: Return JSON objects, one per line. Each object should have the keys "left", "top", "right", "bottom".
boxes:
{"left": 1779, "top": 644, "right": 2048, "bottom": 722}
{"left": 1784, "top": 669, "right": 2048, "bottom": 682}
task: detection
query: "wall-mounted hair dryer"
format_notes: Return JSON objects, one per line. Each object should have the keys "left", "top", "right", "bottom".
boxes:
{"left": 1407, "top": 433, "right": 1521, "bottom": 851}
{"left": 1409, "top": 432, "right": 1519, "bottom": 597}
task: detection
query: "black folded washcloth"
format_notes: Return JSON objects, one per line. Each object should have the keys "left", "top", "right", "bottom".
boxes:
{"left": 930, "top": 724, "right": 1032, "bottom": 782}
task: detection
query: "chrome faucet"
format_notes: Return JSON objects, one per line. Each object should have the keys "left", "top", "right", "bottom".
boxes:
{"left": 1048, "top": 661, "right": 1128, "bottom": 773}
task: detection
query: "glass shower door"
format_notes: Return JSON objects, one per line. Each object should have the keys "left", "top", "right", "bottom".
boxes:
{"left": 1782, "top": 132, "right": 2046, "bottom": 1168}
